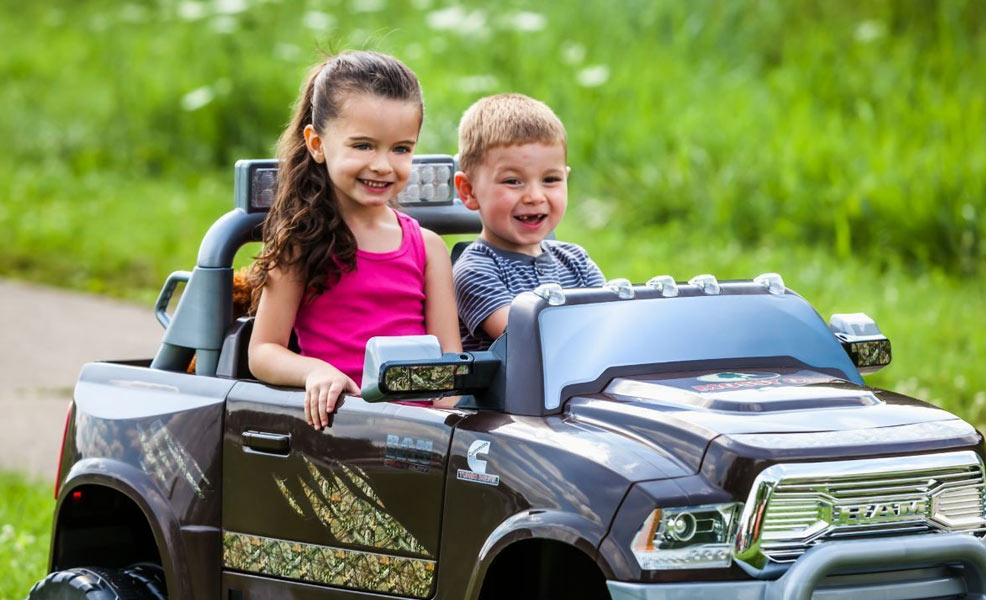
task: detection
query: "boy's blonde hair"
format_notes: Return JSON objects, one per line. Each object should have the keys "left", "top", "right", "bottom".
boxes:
{"left": 457, "top": 93, "right": 567, "bottom": 175}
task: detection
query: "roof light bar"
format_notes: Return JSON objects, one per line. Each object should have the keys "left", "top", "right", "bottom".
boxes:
{"left": 754, "top": 273, "right": 785, "bottom": 295}
{"left": 396, "top": 156, "right": 455, "bottom": 205}
{"left": 688, "top": 274, "right": 721, "bottom": 295}
{"left": 645, "top": 275, "right": 679, "bottom": 297}
{"left": 533, "top": 283, "right": 566, "bottom": 306}
{"left": 604, "top": 278, "right": 635, "bottom": 299}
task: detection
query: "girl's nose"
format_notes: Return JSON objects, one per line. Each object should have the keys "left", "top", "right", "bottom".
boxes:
{"left": 370, "top": 153, "right": 393, "bottom": 174}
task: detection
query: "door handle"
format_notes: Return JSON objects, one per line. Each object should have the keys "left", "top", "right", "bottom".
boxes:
{"left": 242, "top": 430, "right": 291, "bottom": 455}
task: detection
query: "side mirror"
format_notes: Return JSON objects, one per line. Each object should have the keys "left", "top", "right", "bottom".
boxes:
{"left": 361, "top": 335, "right": 500, "bottom": 403}
{"left": 829, "top": 313, "right": 892, "bottom": 375}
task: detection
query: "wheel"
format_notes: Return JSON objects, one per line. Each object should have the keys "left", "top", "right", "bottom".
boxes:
{"left": 121, "top": 563, "right": 167, "bottom": 600}
{"left": 27, "top": 567, "right": 148, "bottom": 599}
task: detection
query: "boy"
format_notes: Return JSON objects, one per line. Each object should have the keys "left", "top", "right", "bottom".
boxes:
{"left": 453, "top": 93, "right": 605, "bottom": 350}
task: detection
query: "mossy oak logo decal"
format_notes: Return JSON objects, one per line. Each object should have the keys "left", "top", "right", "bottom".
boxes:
{"left": 223, "top": 531, "right": 435, "bottom": 597}
{"left": 383, "top": 364, "right": 468, "bottom": 392}
{"left": 272, "top": 456, "right": 430, "bottom": 556}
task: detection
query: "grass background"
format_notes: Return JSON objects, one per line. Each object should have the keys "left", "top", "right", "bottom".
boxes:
{"left": 1, "top": 0, "right": 984, "bottom": 590}
{"left": 0, "top": 475, "right": 53, "bottom": 598}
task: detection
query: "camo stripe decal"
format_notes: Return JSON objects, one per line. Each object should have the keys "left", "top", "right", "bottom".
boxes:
{"left": 279, "top": 457, "right": 430, "bottom": 556}
{"left": 222, "top": 531, "right": 435, "bottom": 597}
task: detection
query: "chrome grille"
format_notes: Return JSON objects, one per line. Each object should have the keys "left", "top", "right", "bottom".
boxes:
{"left": 735, "top": 451, "right": 986, "bottom": 574}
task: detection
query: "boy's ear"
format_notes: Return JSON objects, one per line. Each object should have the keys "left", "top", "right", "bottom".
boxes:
{"left": 303, "top": 124, "right": 325, "bottom": 163}
{"left": 454, "top": 171, "right": 479, "bottom": 210}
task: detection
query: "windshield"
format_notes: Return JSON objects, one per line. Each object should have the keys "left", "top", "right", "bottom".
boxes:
{"left": 537, "top": 293, "right": 860, "bottom": 410}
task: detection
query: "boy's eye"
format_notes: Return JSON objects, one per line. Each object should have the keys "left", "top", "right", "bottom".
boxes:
{"left": 353, "top": 143, "right": 372, "bottom": 151}
{"left": 394, "top": 145, "right": 413, "bottom": 154}
{"left": 501, "top": 178, "right": 521, "bottom": 185}
{"left": 544, "top": 176, "right": 563, "bottom": 183}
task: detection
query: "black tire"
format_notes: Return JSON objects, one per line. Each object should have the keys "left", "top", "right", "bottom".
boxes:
{"left": 27, "top": 567, "right": 147, "bottom": 600}
{"left": 121, "top": 563, "right": 167, "bottom": 600}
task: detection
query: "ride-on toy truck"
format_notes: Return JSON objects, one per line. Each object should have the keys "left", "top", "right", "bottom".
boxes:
{"left": 29, "top": 155, "right": 986, "bottom": 600}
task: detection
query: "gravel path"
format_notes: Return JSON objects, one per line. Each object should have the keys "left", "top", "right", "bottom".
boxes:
{"left": 0, "top": 279, "right": 162, "bottom": 480}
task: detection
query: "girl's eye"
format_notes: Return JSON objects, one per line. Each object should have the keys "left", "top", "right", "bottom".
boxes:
{"left": 501, "top": 178, "right": 521, "bottom": 185}
{"left": 353, "top": 143, "right": 372, "bottom": 151}
{"left": 394, "top": 145, "right": 412, "bottom": 154}
{"left": 544, "top": 176, "right": 562, "bottom": 184}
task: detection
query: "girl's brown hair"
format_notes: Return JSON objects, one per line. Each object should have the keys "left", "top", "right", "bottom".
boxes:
{"left": 250, "top": 51, "right": 422, "bottom": 310}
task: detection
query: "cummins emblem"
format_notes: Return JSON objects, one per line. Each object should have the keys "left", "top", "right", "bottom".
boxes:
{"left": 457, "top": 439, "right": 500, "bottom": 486}
{"left": 833, "top": 500, "right": 928, "bottom": 525}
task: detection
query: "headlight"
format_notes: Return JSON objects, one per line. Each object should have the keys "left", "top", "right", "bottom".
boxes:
{"left": 630, "top": 503, "right": 742, "bottom": 569}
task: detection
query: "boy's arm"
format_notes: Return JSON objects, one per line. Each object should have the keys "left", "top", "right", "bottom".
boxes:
{"left": 479, "top": 306, "right": 510, "bottom": 340}
{"left": 453, "top": 249, "right": 514, "bottom": 342}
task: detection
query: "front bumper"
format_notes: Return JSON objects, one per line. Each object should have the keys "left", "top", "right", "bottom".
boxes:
{"left": 607, "top": 533, "right": 986, "bottom": 600}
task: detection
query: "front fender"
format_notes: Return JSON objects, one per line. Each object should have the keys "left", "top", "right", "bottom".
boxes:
{"left": 463, "top": 509, "right": 616, "bottom": 600}
{"left": 54, "top": 458, "right": 193, "bottom": 600}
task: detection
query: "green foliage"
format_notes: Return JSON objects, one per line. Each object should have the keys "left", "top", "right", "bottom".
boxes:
{"left": 0, "top": 3, "right": 983, "bottom": 415}
{"left": 2, "top": 0, "right": 984, "bottom": 277}
{"left": 0, "top": 473, "right": 53, "bottom": 599}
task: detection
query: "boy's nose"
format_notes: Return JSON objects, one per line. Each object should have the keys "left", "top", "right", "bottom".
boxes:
{"left": 524, "top": 184, "right": 547, "bottom": 202}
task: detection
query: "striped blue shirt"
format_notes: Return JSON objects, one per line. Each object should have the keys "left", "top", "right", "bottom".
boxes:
{"left": 453, "top": 238, "right": 605, "bottom": 350}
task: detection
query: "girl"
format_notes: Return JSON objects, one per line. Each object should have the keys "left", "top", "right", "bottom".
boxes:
{"left": 248, "top": 51, "right": 461, "bottom": 429}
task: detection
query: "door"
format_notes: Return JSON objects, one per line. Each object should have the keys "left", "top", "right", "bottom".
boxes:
{"left": 221, "top": 381, "right": 465, "bottom": 598}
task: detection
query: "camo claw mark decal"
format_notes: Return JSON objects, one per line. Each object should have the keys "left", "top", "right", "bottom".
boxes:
{"left": 276, "top": 457, "right": 430, "bottom": 556}
{"left": 274, "top": 475, "right": 306, "bottom": 517}
{"left": 223, "top": 531, "right": 435, "bottom": 597}
{"left": 137, "top": 420, "right": 210, "bottom": 498}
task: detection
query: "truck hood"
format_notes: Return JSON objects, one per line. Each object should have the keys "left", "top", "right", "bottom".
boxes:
{"left": 566, "top": 368, "right": 979, "bottom": 475}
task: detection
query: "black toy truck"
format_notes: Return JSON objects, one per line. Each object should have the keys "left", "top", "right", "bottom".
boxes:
{"left": 29, "top": 155, "right": 986, "bottom": 600}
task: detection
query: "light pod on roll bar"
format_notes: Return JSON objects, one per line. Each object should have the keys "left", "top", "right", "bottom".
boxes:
{"left": 645, "top": 275, "right": 679, "bottom": 297}
{"left": 604, "top": 278, "right": 635, "bottom": 299}
{"left": 754, "top": 272, "right": 786, "bottom": 295}
{"left": 533, "top": 283, "right": 566, "bottom": 306}
{"left": 396, "top": 155, "right": 456, "bottom": 204}
{"left": 688, "top": 274, "right": 721, "bottom": 295}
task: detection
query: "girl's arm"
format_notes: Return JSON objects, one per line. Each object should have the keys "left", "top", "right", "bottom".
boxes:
{"left": 421, "top": 229, "right": 463, "bottom": 408}
{"left": 421, "top": 229, "right": 462, "bottom": 353}
{"left": 249, "top": 266, "right": 358, "bottom": 428}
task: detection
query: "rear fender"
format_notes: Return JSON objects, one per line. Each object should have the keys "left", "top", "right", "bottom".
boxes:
{"left": 54, "top": 458, "right": 192, "bottom": 600}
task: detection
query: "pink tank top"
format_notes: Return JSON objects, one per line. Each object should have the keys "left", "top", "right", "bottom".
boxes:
{"left": 294, "top": 211, "right": 427, "bottom": 386}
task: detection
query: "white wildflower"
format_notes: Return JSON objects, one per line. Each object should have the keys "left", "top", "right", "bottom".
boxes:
{"left": 214, "top": 0, "right": 249, "bottom": 14}
{"left": 501, "top": 11, "right": 545, "bottom": 32}
{"left": 576, "top": 64, "right": 609, "bottom": 87}
{"left": 178, "top": 1, "right": 208, "bottom": 20}
{"left": 303, "top": 10, "right": 335, "bottom": 31}
{"left": 211, "top": 15, "right": 238, "bottom": 33}
{"left": 426, "top": 6, "right": 488, "bottom": 37}
{"left": 854, "top": 20, "right": 885, "bottom": 43}
{"left": 181, "top": 86, "right": 215, "bottom": 112}
{"left": 561, "top": 42, "right": 585, "bottom": 65}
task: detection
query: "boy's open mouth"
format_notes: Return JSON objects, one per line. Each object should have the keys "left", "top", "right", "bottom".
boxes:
{"left": 514, "top": 214, "right": 547, "bottom": 225}
{"left": 359, "top": 179, "right": 392, "bottom": 189}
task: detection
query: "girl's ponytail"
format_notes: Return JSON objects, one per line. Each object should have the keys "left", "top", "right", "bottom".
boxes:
{"left": 250, "top": 51, "right": 421, "bottom": 311}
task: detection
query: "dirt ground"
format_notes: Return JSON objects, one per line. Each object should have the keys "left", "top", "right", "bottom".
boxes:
{"left": 0, "top": 279, "right": 162, "bottom": 481}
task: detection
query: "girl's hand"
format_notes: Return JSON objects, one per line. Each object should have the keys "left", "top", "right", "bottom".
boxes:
{"left": 305, "top": 366, "right": 360, "bottom": 429}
